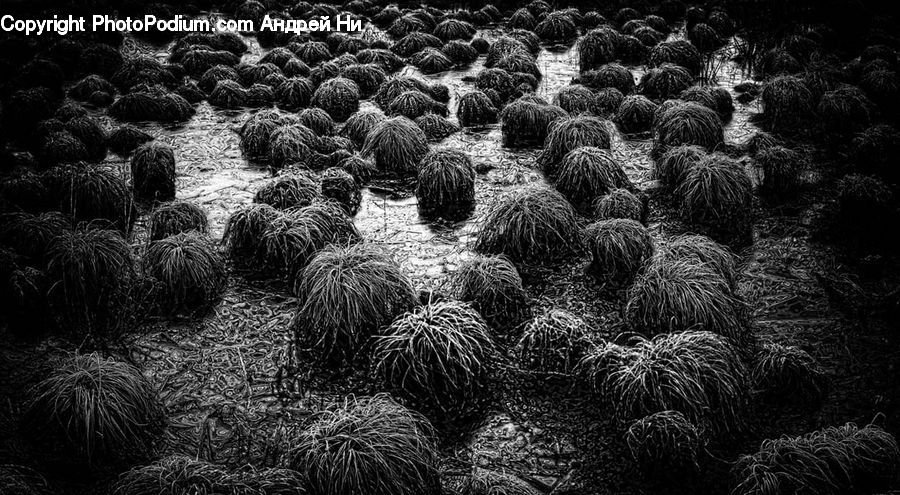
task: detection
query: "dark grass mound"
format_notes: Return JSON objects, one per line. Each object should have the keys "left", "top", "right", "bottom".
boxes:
{"left": 23, "top": 353, "right": 164, "bottom": 470}
{"left": 237, "top": 62, "right": 283, "bottom": 86}
{"left": 107, "top": 126, "right": 153, "bottom": 157}
{"left": 534, "top": 11, "right": 578, "bottom": 43}
{"left": 290, "top": 40, "right": 332, "bottom": 66}
{"left": 756, "top": 145, "right": 803, "bottom": 196}
{"left": 537, "top": 115, "right": 612, "bottom": 177}
{"left": 799, "top": 61, "right": 846, "bottom": 100}
{"left": 680, "top": 85, "right": 733, "bottom": 121}
{"left": 339, "top": 154, "right": 378, "bottom": 184}
{"left": 197, "top": 64, "right": 241, "bottom": 93}
{"left": 442, "top": 40, "right": 478, "bottom": 65}
{"left": 475, "top": 68, "right": 517, "bottom": 103}
{"left": 339, "top": 63, "right": 388, "bottom": 98}
{"left": 246, "top": 84, "right": 275, "bottom": 107}
{"left": 625, "top": 410, "right": 703, "bottom": 478}
{"left": 451, "top": 254, "right": 530, "bottom": 330}
{"left": 688, "top": 23, "right": 724, "bottom": 52}
{"left": 639, "top": 64, "right": 694, "bottom": 101}
{"left": 321, "top": 167, "right": 361, "bottom": 215}
{"left": 751, "top": 341, "right": 825, "bottom": 404}
{"left": 434, "top": 18, "right": 476, "bottom": 41}
{"left": 172, "top": 32, "right": 248, "bottom": 58}
{"left": 361, "top": 116, "right": 429, "bottom": 175}
{"left": 833, "top": 173, "right": 894, "bottom": 244}
{"left": 288, "top": 394, "right": 440, "bottom": 495}
{"left": 460, "top": 468, "right": 539, "bottom": 495}
{"left": 580, "top": 330, "right": 748, "bottom": 434}
{"left": 144, "top": 232, "right": 226, "bottom": 314}
{"left": 373, "top": 301, "right": 495, "bottom": 414}
{"left": 1, "top": 261, "right": 52, "bottom": 339}
{"left": 656, "top": 234, "right": 738, "bottom": 290}
{"left": 554, "top": 147, "right": 632, "bottom": 213}
{"left": 292, "top": 243, "right": 417, "bottom": 363}
{"left": 34, "top": 130, "right": 87, "bottom": 168}
{"left": 743, "top": 130, "right": 782, "bottom": 157}
{"left": 179, "top": 49, "right": 241, "bottom": 77}
{"left": 817, "top": 85, "right": 874, "bottom": 136}
{"left": 110, "top": 455, "right": 305, "bottom": 495}
{"left": 515, "top": 308, "right": 592, "bottom": 375}
{"left": 474, "top": 186, "right": 581, "bottom": 264}
{"left": 267, "top": 124, "right": 317, "bottom": 169}
{"left": 357, "top": 48, "right": 406, "bottom": 73}
{"left": 578, "top": 28, "right": 622, "bottom": 72}
{"left": 415, "top": 113, "right": 461, "bottom": 141}
{"left": 374, "top": 76, "right": 441, "bottom": 110}
{"left": 852, "top": 125, "right": 900, "bottom": 182}
{"left": 254, "top": 171, "right": 320, "bottom": 210}
{"left": 499, "top": 97, "right": 568, "bottom": 147}
{"left": 208, "top": 80, "right": 248, "bottom": 109}
{"left": 299, "top": 107, "right": 336, "bottom": 136}
{"left": 583, "top": 219, "right": 654, "bottom": 285}
{"left": 239, "top": 110, "right": 283, "bottom": 159}
{"left": 222, "top": 203, "right": 280, "bottom": 263}
{"left": 624, "top": 255, "right": 748, "bottom": 342}
{"left": 46, "top": 163, "right": 136, "bottom": 233}
{"left": 485, "top": 36, "right": 532, "bottom": 69}
{"left": 175, "top": 81, "right": 205, "bottom": 104}
{"left": 111, "top": 56, "right": 177, "bottom": 90}
{"left": 388, "top": 91, "right": 448, "bottom": 120}
{"left": 760, "top": 75, "right": 814, "bottom": 134}
{"left": 648, "top": 40, "right": 702, "bottom": 75}
{"left": 0, "top": 464, "right": 52, "bottom": 494}
{"left": 2, "top": 87, "right": 58, "bottom": 140}
{"left": 594, "top": 87, "right": 626, "bottom": 115}
{"left": 149, "top": 201, "right": 208, "bottom": 242}
{"left": 594, "top": 188, "right": 647, "bottom": 223}
{"left": 0, "top": 211, "right": 70, "bottom": 264}
{"left": 677, "top": 153, "right": 753, "bottom": 245}
{"left": 130, "top": 142, "right": 176, "bottom": 201}
{"left": 391, "top": 32, "right": 443, "bottom": 58}
{"left": 70, "top": 75, "right": 116, "bottom": 102}
{"left": 860, "top": 68, "right": 899, "bottom": 112}
{"left": 618, "top": 35, "right": 650, "bottom": 64}
{"left": 732, "top": 423, "right": 900, "bottom": 495}
{"left": 340, "top": 109, "right": 387, "bottom": 148}
{"left": 554, "top": 84, "right": 596, "bottom": 115}
{"left": 633, "top": 26, "right": 666, "bottom": 46}
{"left": 507, "top": 8, "right": 536, "bottom": 30}
{"left": 275, "top": 77, "right": 314, "bottom": 111}
{"left": 109, "top": 86, "right": 194, "bottom": 123}
{"left": 416, "top": 149, "right": 476, "bottom": 220}
{"left": 0, "top": 169, "right": 50, "bottom": 213}
{"left": 654, "top": 101, "right": 724, "bottom": 155}
{"left": 80, "top": 43, "right": 124, "bottom": 78}
{"left": 410, "top": 48, "right": 454, "bottom": 75}
{"left": 615, "top": 95, "right": 659, "bottom": 134}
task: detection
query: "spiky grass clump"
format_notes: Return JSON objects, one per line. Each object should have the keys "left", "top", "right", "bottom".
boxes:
{"left": 688, "top": 23, "right": 724, "bottom": 52}
{"left": 46, "top": 163, "right": 136, "bottom": 233}
{"left": 457, "top": 91, "right": 499, "bottom": 127}
{"left": 583, "top": 219, "right": 654, "bottom": 285}
{"left": 149, "top": 201, "right": 207, "bottom": 242}
{"left": 654, "top": 101, "right": 724, "bottom": 154}
{"left": 274, "top": 77, "right": 313, "bottom": 111}
{"left": 391, "top": 32, "right": 443, "bottom": 58}
{"left": 409, "top": 48, "right": 453, "bottom": 75}
{"left": 361, "top": 116, "right": 429, "bottom": 175}
{"left": 499, "top": 97, "right": 568, "bottom": 147}
{"left": 111, "top": 56, "right": 176, "bottom": 90}
{"left": 537, "top": 115, "right": 612, "bottom": 177}
{"left": 239, "top": 110, "right": 283, "bottom": 159}
{"left": 434, "top": 18, "right": 476, "bottom": 41}
{"left": 495, "top": 52, "right": 542, "bottom": 82}
{"left": 415, "top": 149, "right": 476, "bottom": 220}
{"left": 594, "top": 87, "right": 626, "bottom": 116}
{"left": 460, "top": 469, "right": 539, "bottom": 495}
{"left": 254, "top": 170, "right": 320, "bottom": 210}
{"left": 852, "top": 124, "right": 900, "bottom": 181}
{"left": 415, "top": 113, "right": 460, "bottom": 141}
{"left": 507, "top": 8, "right": 536, "bottom": 30}
{"left": 70, "top": 74, "right": 116, "bottom": 102}
{"left": 338, "top": 63, "right": 387, "bottom": 98}
{"left": 554, "top": 84, "right": 596, "bottom": 115}
{"left": 743, "top": 131, "right": 782, "bottom": 157}
{"left": 677, "top": 153, "right": 753, "bottom": 244}
{"left": 554, "top": 147, "right": 632, "bottom": 213}
{"left": 144, "top": 232, "right": 226, "bottom": 314}
{"left": 578, "top": 28, "right": 622, "bottom": 72}
{"left": 648, "top": 40, "right": 702, "bottom": 75}
{"left": 287, "top": 394, "right": 440, "bottom": 495}
{"left": 475, "top": 186, "right": 581, "bottom": 263}
{"left": 836, "top": 173, "right": 894, "bottom": 226}
{"left": 267, "top": 124, "right": 317, "bottom": 169}
{"left": 107, "top": 125, "right": 153, "bottom": 157}
{"left": 751, "top": 342, "right": 825, "bottom": 403}
{"left": 817, "top": 85, "right": 874, "bottom": 135}
{"left": 222, "top": 203, "right": 280, "bottom": 263}
{"left": 732, "top": 423, "right": 900, "bottom": 495}
{"left": 340, "top": 108, "right": 386, "bottom": 147}
{"left": 450, "top": 254, "right": 530, "bottom": 329}
{"left": 860, "top": 68, "right": 899, "bottom": 111}
{"left": 109, "top": 86, "right": 194, "bottom": 122}
{"left": 442, "top": 40, "right": 478, "bottom": 65}
{"left": 485, "top": 37, "right": 532, "bottom": 68}
{"left": 23, "top": 353, "right": 164, "bottom": 468}
{"left": 320, "top": 167, "right": 361, "bottom": 215}
{"left": 594, "top": 188, "right": 647, "bottom": 224}
{"left": 130, "top": 141, "right": 175, "bottom": 201}
{"left": 755, "top": 145, "right": 803, "bottom": 196}
{"left": 580, "top": 330, "right": 749, "bottom": 433}
{"left": 197, "top": 64, "right": 240, "bottom": 93}
{"left": 0, "top": 211, "right": 70, "bottom": 264}
{"left": 311, "top": 77, "right": 360, "bottom": 122}
{"left": 639, "top": 64, "right": 694, "bottom": 101}
{"left": 34, "top": 130, "right": 88, "bottom": 168}
{"left": 207, "top": 79, "right": 249, "bottom": 109}
{"left": 760, "top": 75, "right": 814, "bottom": 134}
{"left": 0, "top": 464, "right": 52, "bottom": 494}
{"left": 474, "top": 68, "right": 516, "bottom": 103}
{"left": 624, "top": 255, "right": 748, "bottom": 341}
{"left": 534, "top": 11, "right": 578, "bottom": 43}
{"left": 292, "top": 243, "right": 417, "bottom": 363}
{"left": 515, "top": 308, "right": 592, "bottom": 375}
{"left": 388, "top": 91, "right": 448, "bottom": 120}
{"left": 615, "top": 95, "right": 659, "bottom": 134}
{"left": 357, "top": 49, "right": 405, "bottom": 73}
{"left": 373, "top": 301, "right": 495, "bottom": 413}
{"left": 655, "top": 234, "right": 738, "bottom": 290}
{"left": 298, "top": 107, "right": 336, "bottom": 136}
{"left": 625, "top": 410, "right": 703, "bottom": 477}
{"left": 290, "top": 40, "right": 332, "bottom": 66}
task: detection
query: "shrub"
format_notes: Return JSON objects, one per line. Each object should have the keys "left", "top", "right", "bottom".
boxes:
{"left": 409, "top": 48, "right": 453, "bottom": 74}
{"left": 625, "top": 410, "right": 703, "bottom": 477}
{"left": 580, "top": 330, "right": 749, "bottom": 433}
{"left": 594, "top": 188, "right": 646, "bottom": 223}
{"left": 254, "top": 171, "right": 320, "bottom": 211}
{"left": 144, "top": 232, "right": 226, "bottom": 314}
{"left": 507, "top": 8, "right": 536, "bottom": 30}
{"left": 274, "top": 77, "right": 313, "bottom": 110}
{"left": 639, "top": 63, "right": 694, "bottom": 100}
{"left": 299, "top": 107, "right": 336, "bottom": 136}
{"left": 292, "top": 243, "right": 417, "bottom": 362}
{"left": 751, "top": 341, "right": 825, "bottom": 403}
{"left": 648, "top": 40, "right": 702, "bottom": 75}
{"left": 291, "top": 40, "right": 332, "bottom": 65}
{"left": 654, "top": 101, "right": 724, "bottom": 154}
{"left": 615, "top": 95, "right": 659, "bottom": 134}
{"left": 450, "top": 254, "right": 530, "bottom": 329}
{"left": 732, "top": 423, "right": 900, "bottom": 495}
{"left": 361, "top": 116, "right": 429, "bottom": 175}
{"left": 107, "top": 125, "right": 154, "bottom": 157}
{"left": 222, "top": 202, "right": 280, "bottom": 263}
{"left": 554, "top": 147, "right": 632, "bottom": 212}
{"left": 239, "top": 110, "right": 283, "bottom": 159}
{"left": 434, "top": 18, "right": 475, "bottom": 41}
{"left": 23, "top": 352, "right": 164, "bottom": 468}
{"left": 583, "top": 219, "right": 654, "bottom": 285}
{"left": 677, "top": 153, "right": 753, "bottom": 244}
{"left": 149, "top": 201, "right": 208, "bottom": 242}
{"left": 495, "top": 52, "right": 541, "bottom": 81}
{"left": 688, "top": 23, "right": 724, "bottom": 52}
{"left": 0, "top": 211, "right": 70, "bottom": 264}
{"left": 70, "top": 74, "right": 116, "bottom": 102}
{"left": 388, "top": 90, "right": 447, "bottom": 120}
{"left": 461, "top": 469, "right": 539, "bottom": 494}
{"left": 534, "top": 12, "right": 577, "bottom": 43}
{"left": 34, "top": 130, "right": 87, "bottom": 168}
{"left": 756, "top": 145, "right": 803, "bottom": 196}
{"left": 554, "top": 85, "right": 596, "bottom": 115}
{"left": 416, "top": 149, "right": 476, "bottom": 220}
{"left": 515, "top": 308, "right": 592, "bottom": 375}
{"left": 760, "top": 75, "right": 814, "bottom": 134}
{"left": 852, "top": 124, "right": 900, "bottom": 182}
{"left": 594, "top": 87, "right": 625, "bottom": 115}
{"left": 499, "top": 97, "right": 568, "bottom": 147}
{"left": 415, "top": 113, "right": 460, "bottom": 141}
{"left": 537, "top": 115, "right": 612, "bottom": 176}
{"left": 442, "top": 40, "right": 478, "bottom": 65}
{"left": 655, "top": 234, "right": 738, "bottom": 290}
{"left": 475, "top": 186, "right": 581, "bottom": 263}
{"left": 860, "top": 68, "right": 899, "bottom": 112}
{"left": 339, "top": 63, "right": 387, "bottom": 97}
{"left": 817, "top": 85, "right": 874, "bottom": 135}
{"left": 373, "top": 301, "right": 495, "bottom": 413}
{"left": 130, "top": 141, "right": 176, "bottom": 201}
{"left": 197, "top": 64, "right": 241, "bottom": 93}
{"left": 111, "top": 56, "right": 176, "bottom": 90}
{"left": 457, "top": 91, "right": 499, "bottom": 127}
{"left": 46, "top": 163, "right": 136, "bottom": 233}
{"left": 742, "top": 131, "right": 782, "bottom": 157}
{"left": 340, "top": 108, "right": 386, "bottom": 147}
{"left": 287, "top": 394, "right": 440, "bottom": 495}
{"left": 311, "top": 77, "right": 360, "bottom": 122}
{"left": 109, "top": 86, "right": 194, "bottom": 122}
{"left": 578, "top": 28, "right": 622, "bottom": 72}
{"left": 475, "top": 67, "right": 517, "bottom": 102}
{"left": 0, "top": 464, "right": 52, "bottom": 494}
{"left": 356, "top": 49, "right": 405, "bottom": 73}
{"left": 267, "top": 124, "right": 317, "bottom": 169}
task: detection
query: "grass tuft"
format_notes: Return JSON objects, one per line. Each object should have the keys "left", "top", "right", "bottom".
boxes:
{"left": 554, "top": 147, "right": 632, "bottom": 212}
{"left": 583, "top": 219, "right": 654, "bottom": 285}
{"left": 515, "top": 308, "right": 593, "bottom": 375}
{"left": 538, "top": 115, "right": 612, "bottom": 176}
{"left": 416, "top": 149, "right": 476, "bottom": 220}
{"left": 361, "top": 116, "right": 429, "bottom": 175}
{"left": 144, "top": 232, "right": 226, "bottom": 314}
{"left": 625, "top": 410, "right": 703, "bottom": 477}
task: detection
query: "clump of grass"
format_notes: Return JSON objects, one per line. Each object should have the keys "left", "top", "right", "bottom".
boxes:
{"left": 0, "top": 464, "right": 52, "bottom": 494}
{"left": 1, "top": 262, "right": 52, "bottom": 339}
{"left": 648, "top": 40, "right": 702, "bottom": 75}
{"left": 654, "top": 101, "right": 724, "bottom": 156}
{"left": 0, "top": 211, "right": 70, "bottom": 264}
{"left": 742, "top": 130, "right": 782, "bottom": 157}
{"left": 860, "top": 68, "right": 899, "bottom": 112}
{"left": 450, "top": 254, "right": 530, "bottom": 329}
{"left": 273, "top": 77, "right": 313, "bottom": 111}
{"left": 239, "top": 110, "right": 283, "bottom": 160}
{"left": 442, "top": 40, "right": 478, "bottom": 65}
{"left": 254, "top": 170, "right": 320, "bottom": 210}
{"left": 70, "top": 74, "right": 116, "bottom": 102}
{"left": 149, "top": 201, "right": 207, "bottom": 242}
{"left": 688, "top": 23, "right": 724, "bottom": 52}
{"left": 339, "top": 63, "right": 387, "bottom": 97}
{"left": 207, "top": 80, "right": 249, "bottom": 109}
{"left": 584, "top": 219, "right": 654, "bottom": 285}
{"left": 298, "top": 107, "right": 336, "bottom": 136}
{"left": 538, "top": 115, "right": 612, "bottom": 176}
{"left": 109, "top": 86, "right": 194, "bottom": 122}
{"left": 495, "top": 52, "right": 541, "bottom": 81}
{"left": 625, "top": 410, "right": 703, "bottom": 477}
{"left": 311, "top": 77, "right": 360, "bottom": 122}
{"left": 290, "top": 40, "right": 332, "bottom": 65}
{"left": 321, "top": 167, "right": 361, "bottom": 215}
{"left": 485, "top": 37, "right": 531, "bottom": 68}
{"left": 357, "top": 49, "right": 405, "bottom": 73}
{"left": 388, "top": 90, "right": 448, "bottom": 120}
{"left": 267, "top": 124, "right": 317, "bottom": 169}
{"left": 732, "top": 423, "right": 900, "bottom": 495}
{"left": 499, "top": 97, "right": 568, "bottom": 147}
{"left": 578, "top": 27, "right": 622, "bottom": 72}
{"left": 416, "top": 149, "right": 476, "bottom": 220}
{"left": 756, "top": 145, "right": 803, "bottom": 196}
{"left": 414, "top": 113, "right": 460, "bottom": 141}
{"left": 615, "top": 94, "right": 659, "bottom": 134}
{"left": 361, "top": 116, "right": 429, "bottom": 175}
{"left": 852, "top": 124, "right": 900, "bottom": 182}
{"left": 515, "top": 308, "right": 593, "bottom": 375}
{"left": 373, "top": 301, "right": 495, "bottom": 413}
{"left": 580, "top": 330, "right": 749, "bottom": 434}
{"left": 554, "top": 147, "right": 632, "bottom": 213}
{"left": 655, "top": 234, "right": 738, "bottom": 290}
{"left": 292, "top": 243, "right": 417, "bottom": 363}
{"left": 410, "top": 48, "right": 454, "bottom": 74}
{"left": 45, "top": 163, "right": 136, "bottom": 234}
{"left": 34, "top": 130, "right": 88, "bottom": 168}
{"left": 507, "top": 8, "right": 536, "bottom": 30}
{"left": 64, "top": 115, "right": 108, "bottom": 162}
{"left": 111, "top": 56, "right": 177, "bottom": 90}
{"left": 534, "top": 11, "right": 578, "bottom": 43}
{"left": 475, "top": 185, "right": 581, "bottom": 263}
{"left": 287, "top": 394, "right": 440, "bottom": 495}
{"left": 457, "top": 91, "right": 499, "bottom": 127}
{"left": 107, "top": 125, "right": 154, "bottom": 157}
{"left": 677, "top": 153, "right": 753, "bottom": 244}
{"left": 222, "top": 203, "right": 280, "bottom": 263}
{"left": 817, "top": 85, "right": 874, "bottom": 136}
{"left": 595, "top": 188, "right": 647, "bottom": 224}
{"left": 340, "top": 108, "right": 386, "bottom": 148}
{"left": 460, "top": 468, "right": 539, "bottom": 495}
{"left": 475, "top": 67, "right": 517, "bottom": 102}
{"left": 639, "top": 64, "right": 694, "bottom": 101}
{"left": 624, "top": 255, "right": 749, "bottom": 342}
{"left": 554, "top": 84, "right": 596, "bottom": 115}
{"left": 751, "top": 341, "right": 825, "bottom": 403}
{"left": 391, "top": 31, "right": 442, "bottom": 57}
{"left": 594, "top": 87, "right": 626, "bottom": 115}
{"left": 23, "top": 352, "right": 165, "bottom": 469}
{"left": 197, "top": 64, "right": 241, "bottom": 93}
{"left": 760, "top": 75, "right": 814, "bottom": 134}
{"left": 144, "top": 232, "right": 226, "bottom": 314}
{"left": 130, "top": 141, "right": 175, "bottom": 202}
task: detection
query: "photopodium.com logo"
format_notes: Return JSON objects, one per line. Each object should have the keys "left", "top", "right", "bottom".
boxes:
{"left": 0, "top": 14, "right": 363, "bottom": 36}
